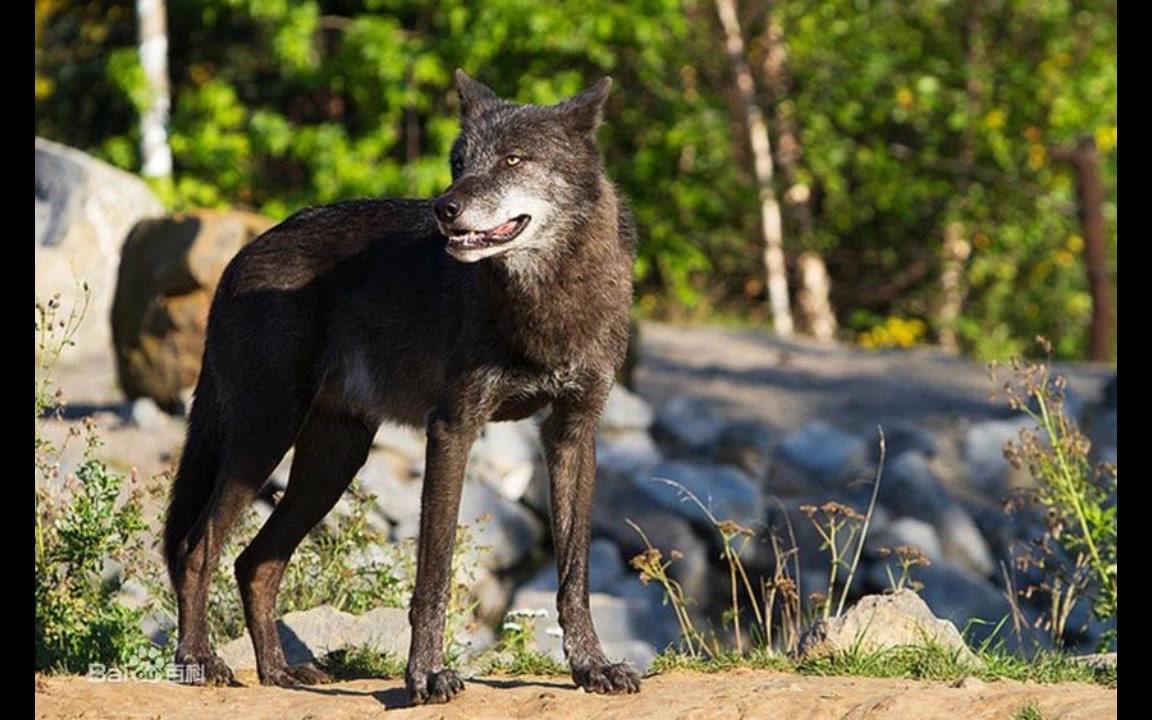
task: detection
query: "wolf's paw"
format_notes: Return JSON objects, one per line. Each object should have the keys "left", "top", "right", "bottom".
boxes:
{"left": 260, "top": 662, "right": 333, "bottom": 687}
{"left": 406, "top": 668, "right": 465, "bottom": 705}
{"left": 573, "top": 661, "right": 641, "bottom": 695}
{"left": 173, "top": 651, "right": 237, "bottom": 686}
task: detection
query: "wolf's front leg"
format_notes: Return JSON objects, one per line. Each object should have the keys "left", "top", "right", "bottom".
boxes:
{"left": 405, "top": 410, "right": 479, "bottom": 705}
{"left": 543, "top": 400, "right": 641, "bottom": 695}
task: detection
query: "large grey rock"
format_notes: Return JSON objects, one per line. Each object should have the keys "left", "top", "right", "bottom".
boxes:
{"left": 596, "top": 431, "right": 662, "bottom": 476}
{"left": 469, "top": 419, "right": 540, "bottom": 501}
{"left": 651, "top": 395, "right": 728, "bottom": 455}
{"left": 592, "top": 471, "right": 713, "bottom": 609}
{"left": 36, "top": 137, "right": 165, "bottom": 361}
{"left": 508, "top": 587, "right": 673, "bottom": 671}
{"left": 895, "top": 560, "right": 1013, "bottom": 648}
{"left": 880, "top": 451, "right": 951, "bottom": 524}
{"left": 600, "top": 384, "right": 654, "bottom": 434}
{"left": 519, "top": 538, "right": 627, "bottom": 595}
{"left": 393, "top": 479, "right": 543, "bottom": 572}
{"left": 357, "top": 452, "right": 422, "bottom": 525}
{"left": 775, "top": 422, "right": 868, "bottom": 488}
{"left": 870, "top": 516, "right": 943, "bottom": 562}
{"left": 637, "top": 461, "right": 763, "bottom": 530}
{"left": 372, "top": 423, "right": 427, "bottom": 466}
{"left": 797, "top": 590, "right": 981, "bottom": 665}
{"left": 217, "top": 605, "right": 410, "bottom": 670}
{"left": 127, "top": 396, "right": 171, "bottom": 430}
{"left": 875, "top": 422, "right": 939, "bottom": 460}
{"left": 711, "top": 420, "right": 774, "bottom": 479}
{"left": 938, "top": 506, "right": 996, "bottom": 577}
{"left": 963, "top": 416, "right": 1038, "bottom": 491}
{"left": 471, "top": 569, "right": 513, "bottom": 626}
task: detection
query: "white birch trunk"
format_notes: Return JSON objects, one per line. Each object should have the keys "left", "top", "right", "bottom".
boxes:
{"left": 714, "top": 0, "right": 794, "bottom": 336}
{"left": 137, "top": 0, "right": 173, "bottom": 178}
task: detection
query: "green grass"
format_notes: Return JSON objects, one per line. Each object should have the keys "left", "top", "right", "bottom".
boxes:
{"left": 320, "top": 646, "right": 405, "bottom": 680}
{"left": 648, "top": 647, "right": 791, "bottom": 674}
{"left": 646, "top": 644, "right": 1116, "bottom": 688}
{"left": 481, "top": 650, "right": 569, "bottom": 677}
{"left": 1013, "top": 703, "right": 1045, "bottom": 720}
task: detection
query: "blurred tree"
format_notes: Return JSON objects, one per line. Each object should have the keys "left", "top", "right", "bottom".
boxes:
{"left": 34, "top": 0, "right": 1116, "bottom": 361}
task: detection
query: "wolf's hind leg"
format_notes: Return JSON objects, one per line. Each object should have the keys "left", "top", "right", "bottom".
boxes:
{"left": 234, "top": 407, "right": 376, "bottom": 687}
{"left": 170, "top": 394, "right": 308, "bottom": 686}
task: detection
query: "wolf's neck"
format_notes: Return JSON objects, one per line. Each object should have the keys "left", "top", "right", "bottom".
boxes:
{"left": 477, "top": 178, "right": 628, "bottom": 366}
{"left": 483, "top": 177, "right": 620, "bottom": 297}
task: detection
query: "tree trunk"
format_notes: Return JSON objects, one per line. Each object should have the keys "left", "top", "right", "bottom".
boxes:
{"left": 1053, "top": 138, "right": 1114, "bottom": 362}
{"left": 136, "top": 0, "right": 173, "bottom": 178}
{"left": 714, "top": 0, "right": 794, "bottom": 336}
{"left": 938, "top": 1, "right": 983, "bottom": 353}
{"left": 762, "top": 10, "right": 837, "bottom": 342}
{"left": 937, "top": 222, "right": 971, "bottom": 351}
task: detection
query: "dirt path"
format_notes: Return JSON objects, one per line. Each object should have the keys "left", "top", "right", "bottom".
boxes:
{"left": 36, "top": 670, "right": 1115, "bottom": 720}
{"left": 634, "top": 321, "right": 1112, "bottom": 437}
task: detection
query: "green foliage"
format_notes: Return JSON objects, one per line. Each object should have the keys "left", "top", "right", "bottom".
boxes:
{"left": 35, "top": 0, "right": 1116, "bottom": 359}
{"left": 1013, "top": 705, "right": 1045, "bottom": 720}
{"left": 649, "top": 643, "right": 1115, "bottom": 688}
{"left": 35, "top": 288, "right": 154, "bottom": 674}
{"left": 320, "top": 645, "right": 406, "bottom": 680}
{"left": 140, "top": 483, "right": 415, "bottom": 644}
{"left": 481, "top": 610, "right": 569, "bottom": 676}
{"left": 997, "top": 351, "right": 1117, "bottom": 650}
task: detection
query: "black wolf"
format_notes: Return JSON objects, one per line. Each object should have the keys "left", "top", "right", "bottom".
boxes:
{"left": 163, "top": 70, "right": 640, "bottom": 704}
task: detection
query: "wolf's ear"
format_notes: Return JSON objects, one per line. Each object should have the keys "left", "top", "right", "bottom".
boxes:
{"left": 455, "top": 69, "right": 500, "bottom": 120}
{"left": 555, "top": 77, "right": 613, "bottom": 134}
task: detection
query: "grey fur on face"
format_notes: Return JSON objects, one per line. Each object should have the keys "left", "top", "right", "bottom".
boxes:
{"left": 436, "top": 72, "right": 613, "bottom": 264}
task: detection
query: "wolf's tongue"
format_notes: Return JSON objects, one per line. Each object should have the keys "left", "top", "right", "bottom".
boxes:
{"left": 490, "top": 218, "right": 520, "bottom": 237}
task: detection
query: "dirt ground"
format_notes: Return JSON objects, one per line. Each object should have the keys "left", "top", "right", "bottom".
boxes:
{"left": 35, "top": 669, "right": 1116, "bottom": 720}
{"left": 632, "top": 321, "right": 1112, "bottom": 437}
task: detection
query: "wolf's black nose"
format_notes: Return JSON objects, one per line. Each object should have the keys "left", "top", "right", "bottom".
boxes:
{"left": 434, "top": 197, "right": 462, "bottom": 222}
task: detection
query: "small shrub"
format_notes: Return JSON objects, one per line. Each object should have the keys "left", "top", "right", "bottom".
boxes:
{"left": 320, "top": 645, "right": 405, "bottom": 680}
{"left": 993, "top": 344, "right": 1117, "bottom": 650}
{"left": 482, "top": 609, "right": 568, "bottom": 676}
{"left": 35, "top": 288, "right": 155, "bottom": 674}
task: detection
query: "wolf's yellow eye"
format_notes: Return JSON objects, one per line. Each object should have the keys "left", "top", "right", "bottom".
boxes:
{"left": 505, "top": 154, "right": 523, "bottom": 166}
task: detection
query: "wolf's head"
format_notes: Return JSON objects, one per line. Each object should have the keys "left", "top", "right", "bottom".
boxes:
{"left": 434, "top": 70, "right": 613, "bottom": 263}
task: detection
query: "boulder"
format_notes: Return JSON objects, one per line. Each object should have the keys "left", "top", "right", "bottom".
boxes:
{"left": 111, "top": 210, "right": 274, "bottom": 409}
{"left": 392, "top": 479, "right": 543, "bottom": 572}
{"left": 36, "top": 137, "right": 165, "bottom": 361}
{"left": 880, "top": 451, "right": 951, "bottom": 524}
{"left": 774, "top": 422, "right": 868, "bottom": 491}
{"left": 597, "top": 431, "right": 663, "bottom": 476}
{"left": 468, "top": 419, "right": 540, "bottom": 501}
{"left": 599, "top": 384, "right": 654, "bottom": 434}
{"left": 963, "top": 416, "right": 1039, "bottom": 492}
{"left": 216, "top": 605, "right": 410, "bottom": 670}
{"left": 711, "top": 420, "right": 774, "bottom": 479}
{"left": 592, "top": 471, "right": 713, "bottom": 609}
{"left": 937, "top": 506, "right": 996, "bottom": 577}
{"left": 651, "top": 395, "right": 728, "bottom": 456}
{"left": 636, "top": 461, "right": 763, "bottom": 530}
{"left": 796, "top": 590, "right": 980, "bottom": 665}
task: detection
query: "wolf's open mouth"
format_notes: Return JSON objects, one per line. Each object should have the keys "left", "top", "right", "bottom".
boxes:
{"left": 446, "top": 215, "right": 531, "bottom": 249}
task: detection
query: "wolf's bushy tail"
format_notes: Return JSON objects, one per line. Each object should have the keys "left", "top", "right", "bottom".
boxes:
{"left": 163, "top": 367, "right": 222, "bottom": 578}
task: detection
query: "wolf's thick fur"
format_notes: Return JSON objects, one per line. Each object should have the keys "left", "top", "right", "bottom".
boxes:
{"left": 163, "top": 71, "right": 639, "bottom": 703}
